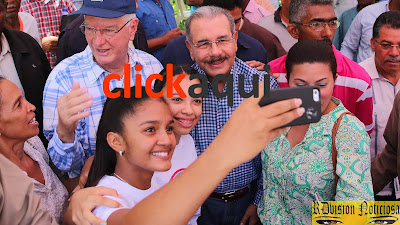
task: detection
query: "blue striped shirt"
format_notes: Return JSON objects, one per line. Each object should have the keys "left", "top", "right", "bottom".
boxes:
{"left": 43, "top": 46, "right": 163, "bottom": 178}
{"left": 190, "top": 58, "right": 279, "bottom": 205}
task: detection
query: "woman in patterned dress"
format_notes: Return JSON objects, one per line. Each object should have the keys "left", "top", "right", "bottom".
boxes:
{"left": 257, "top": 40, "right": 374, "bottom": 225}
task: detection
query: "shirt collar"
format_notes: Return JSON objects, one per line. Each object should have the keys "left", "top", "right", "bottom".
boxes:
{"left": 368, "top": 54, "right": 380, "bottom": 80}
{"left": 0, "top": 33, "right": 11, "bottom": 57}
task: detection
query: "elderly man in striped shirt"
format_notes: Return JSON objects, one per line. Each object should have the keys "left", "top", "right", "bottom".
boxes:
{"left": 43, "top": 0, "right": 163, "bottom": 179}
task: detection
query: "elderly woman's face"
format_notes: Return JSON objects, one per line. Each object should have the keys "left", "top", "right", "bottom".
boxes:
{"left": 0, "top": 79, "right": 39, "bottom": 140}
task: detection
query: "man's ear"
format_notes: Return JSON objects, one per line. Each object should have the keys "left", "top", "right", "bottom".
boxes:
{"left": 233, "top": 31, "right": 238, "bottom": 53}
{"left": 107, "top": 132, "right": 126, "bottom": 153}
{"left": 128, "top": 18, "right": 139, "bottom": 41}
{"left": 370, "top": 38, "right": 376, "bottom": 52}
{"left": 288, "top": 23, "right": 300, "bottom": 40}
{"left": 186, "top": 39, "right": 195, "bottom": 61}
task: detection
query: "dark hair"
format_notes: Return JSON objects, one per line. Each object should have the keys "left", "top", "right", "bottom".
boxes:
{"left": 286, "top": 40, "right": 337, "bottom": 81}
{"left": 85, "top": 86, "right": 165, "bottom": 187}
{"left": 202, "top": 0, "right": 243, "bottom": 10}
{"left": 373, "top": 11, "right": 400, "bottom": 39}
{"left": 153, "top": 65, "right": 201, "bottom": 93}
{"left": 289, "top": 0, "right": 333, "bottom": 23}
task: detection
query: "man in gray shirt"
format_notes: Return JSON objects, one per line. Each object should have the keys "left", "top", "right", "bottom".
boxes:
{"left": 257, "top": 0, "right": 297, "bottom": 51}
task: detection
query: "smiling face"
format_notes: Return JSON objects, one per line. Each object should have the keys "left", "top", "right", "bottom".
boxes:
{"left": 119, "top": 99, "right": 176, "bottom": 174}
{"left": 84, "top": 15, "right": 138, "bottom": 72}
{"left": 186, "top": 14, "right": 238, "bottom": 78}
{"left": 163, "top": 75, "right": 202, "bottom": 137}
{"left": 0, "top": 79, "right": 39, "bottom": 141}
{"left": 288, "top": 62, "right": 336, "bottom": 114}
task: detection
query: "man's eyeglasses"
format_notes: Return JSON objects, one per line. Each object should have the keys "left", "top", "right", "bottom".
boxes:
{"left": 192, "top": 35, "right": 235, "bottom": 50}
{"left": 374, "top": 40, "right": 400, "bottom": 51}
{"left": 294, "top": 20, "right": 340, "bottom": 31}
{"left": 80, "top": 19, "right": 132, "bottom": 38}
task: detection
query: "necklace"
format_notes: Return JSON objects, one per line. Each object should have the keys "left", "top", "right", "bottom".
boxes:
{"left": 113, "top": 172, "right": 129, "bottom": 184}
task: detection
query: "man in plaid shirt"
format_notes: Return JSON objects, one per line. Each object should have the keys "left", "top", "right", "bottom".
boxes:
{"left": 186, "top": 6, "right": 278, "bottom": 225}
{"left": 20, "top": 0, "right": 76, "bottom": 68}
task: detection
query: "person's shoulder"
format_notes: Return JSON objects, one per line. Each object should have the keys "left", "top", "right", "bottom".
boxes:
{"left": 359, "top": 56, "right": 376, "bottom": 74}
{"left": 340, "top": 6, "right": 358, "bottom": 20}
{"left": 268, "top": 54, "right": 288, "bottom": 70}
{"left": 63, "top": 15, "right": 84, "bottom": 32}
{"left": 237, "top": 31, "right": 266, "bottom": 54}
{"left": 334, "top": 102, "right": 367, "bottom": 134}
{"left": 235, "top": 58, "right": 265, "bottom": 77}
{"left": 257, "top": 14, "right": 275, "bottom": 28}
{"left": 4, "top": 28, "right": 38, "bottom": 45}
{"left": 169, "top": 35, "right": 186, "bottom": 46}
{"left": 335, "top": 49, "right": 371, "bottom": 82}
{"left": 131, "top": 48, "right": 161, "bottom": 65}
{"left": 18, "top": 12, "right": 36, "bottom": 21}
{"left": 358, "top": 1, "right": 387, "bottom": 16}
{"left": 3, "top": 29, "right": 44, "bottom": 57}
{"left": 96, "top": 175, "right": 115, "bottom": 187}
{"left": 54, "top": 48, "right": 90, "bottom": 70}
{"left": 49, "top": 48, "right": 91, "bottom": 80}
{"left": 243, "top": 18, "right": 275, "bottom": 37}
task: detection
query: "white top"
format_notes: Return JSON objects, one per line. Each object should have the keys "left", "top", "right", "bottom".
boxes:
{"left": 359, "top": 55, "right": 400, "bottom": 196}
{"left": 0, "top": 33, "right": 24, "bottom": 95}
{"left": 257, "top": 14, "right": 297, "bottom": 52}
{"left": 153, "top": 134, "right": 200, "bottom": 225}
{"left": 93, "top": 175, "right": 160, "bottom": 221}
{"left": 153, "top": 134, "right": 197, "bottom": 184}
{"left": 18, "top": 12, "right": 41, "bottom": 46}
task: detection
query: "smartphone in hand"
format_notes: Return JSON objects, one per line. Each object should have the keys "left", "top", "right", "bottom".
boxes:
{"left": 259, "top": 86, "right": 321, "bottom": 127}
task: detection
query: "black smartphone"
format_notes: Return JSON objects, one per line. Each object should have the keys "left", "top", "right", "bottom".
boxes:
{"left": 258, "top": 86, "right": 322, "bottom": 127}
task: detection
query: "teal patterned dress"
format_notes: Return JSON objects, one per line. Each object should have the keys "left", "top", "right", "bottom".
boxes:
{"left": 257, "top": 98, "right": 374, "bottom": 225}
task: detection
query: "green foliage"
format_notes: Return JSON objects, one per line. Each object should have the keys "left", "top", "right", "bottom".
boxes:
{"left": 171, "top": 0, "right": 190, "bottom": 30}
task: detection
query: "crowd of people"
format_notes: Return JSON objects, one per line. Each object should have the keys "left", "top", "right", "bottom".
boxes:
{"left": 1, "top": 0, "right": 400, "bottom": 224}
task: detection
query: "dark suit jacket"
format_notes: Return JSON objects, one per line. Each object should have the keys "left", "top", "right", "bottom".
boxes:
{"left": 3, "top": 28, "right": 51, "bottom": 146}
{"left": 240, "top": 17, "right": 286, "bottom": 61}
{"left": 371, "top": 92, "right": 400, "bottom": 193}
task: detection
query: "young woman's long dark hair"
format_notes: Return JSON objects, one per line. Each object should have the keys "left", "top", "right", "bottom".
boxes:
{"left": 85, "top": 86, "right": 162, "bottom": 187}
